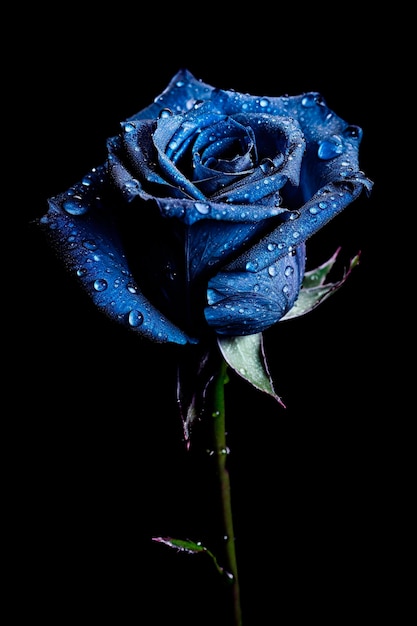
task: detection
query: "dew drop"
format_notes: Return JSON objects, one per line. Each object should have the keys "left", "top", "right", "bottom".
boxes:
{"left": 122, "top": 122, "right": 136, "bottom": 133}
{"left": 194, "top": 202, "right": 210, "bottom": 214}
{"left": 260, "top": 158, "right": 275, "bottom": 174}
{"left": 318, "top": 135, "right": 344, "bottom": 160}
{"left": 301, "top": 93, "right": 317, "bottom": 108}
{"left": 63, "top": 198, "right": 88, "bottom": 216}
{"left": 284, "top": 266, "right": 294, "bottom": 277}
{"left": 343, "top": 125, "right": 361, "bottom": 139}
{"left": 268, "top": 266, "right": 277, "bottom": 277}
{"left": 76, "top": 267, "right": 87, "bottom": 277}
{"left": 124, "top": 179, "right": 140, "bottom": 197}
{"left": 93, "top": 278, "right": 108, "bottom": 292}
{"left": 158, "top": 108, "right": 173, "bottom": 118}
{"left": 126, "top": 282, "right": 138, "bottom": 294}
{"left": 128, "top": 310, "right": 144, "bottom": 327}
{"left": 245, "top": 261, "right": 258, "bottom": 272}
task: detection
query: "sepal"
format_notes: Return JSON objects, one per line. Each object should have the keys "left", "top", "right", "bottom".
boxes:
{"left": 282, "top": 248, "right": 360, "bottom": 320}
{"left": 217, "top": 333, "right": 285, "bottom": 406}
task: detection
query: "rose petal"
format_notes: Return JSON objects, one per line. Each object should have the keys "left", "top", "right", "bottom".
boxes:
{"left": 41, "top": 165, "right": 195, "bottom": 344}
{"left": 205, "top": 244, "right": 306, "bottom": 335}
{"left": 223, "top": 176, "right": 371, "bottom": 274}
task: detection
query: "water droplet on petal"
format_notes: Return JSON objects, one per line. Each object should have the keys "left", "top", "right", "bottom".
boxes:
{"left": 93, "top": 278, "right": 108, "bottom": 292}
{"left": 343, "top": 125, "right": 361, "bottom": 139}
{"left": 63, "top": 198, "right": 88, "bottom": 216}
{"left": 260, "top": 158, "right": 275, "bottom": 174}
{"left": 123, "top": 179, "right": 140, "bottom": 198}
{"left": 194, "top": 202, "right": 210, "bottom": 214}
{"left": 301, "top": 93, "right": 318, "bottom": 108}
{"left": 245, "top": 261, "right": 258, "bottom": 272}
{"left": 126, "top": 282, "right": 138, "bottom": 294}
{"left": 122, "top": 122, "right": 136, "bottom": 133}
{"left": 128, "top": 310, "right": 144, "bottom": 327}
{"left": 318, "top": 135, "right": 345, "bottom": 160}
{"left": 158, "top": 108, "right": 173, "bottom": 118}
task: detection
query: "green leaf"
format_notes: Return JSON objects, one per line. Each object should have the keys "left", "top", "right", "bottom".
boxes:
{"left": 152, "top": 536, "right": 233, "bottom": 580}
{"left": 217, "top": 333, "right": 285, "bottom": 406}
{"left": 282, "top": 249, "right": 360, "bottom": 320}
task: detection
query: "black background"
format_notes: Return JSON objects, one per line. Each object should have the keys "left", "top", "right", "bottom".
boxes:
{"left": 13, "top": 7, "right": 407, "bottom": 625}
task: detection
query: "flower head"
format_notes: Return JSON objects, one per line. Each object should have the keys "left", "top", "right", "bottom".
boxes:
{"left": 41, "top": 69, "right": 372, "bottom": 345}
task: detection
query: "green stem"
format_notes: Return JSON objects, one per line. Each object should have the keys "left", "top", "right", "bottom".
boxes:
{"left": 211, "top": 358, "right": 242, "bottom": 626}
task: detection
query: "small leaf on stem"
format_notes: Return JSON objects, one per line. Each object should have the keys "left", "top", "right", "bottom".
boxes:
{"left": 152, "top": 536, "right": 232, "bottom": 580}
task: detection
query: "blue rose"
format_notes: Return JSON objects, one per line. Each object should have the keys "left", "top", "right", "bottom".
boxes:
{"left": 41, "top": 69, "right": 372, "bottom": 345}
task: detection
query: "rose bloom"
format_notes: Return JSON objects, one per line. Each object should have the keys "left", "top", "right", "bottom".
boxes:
{"left": 41, "top": 69, "right": 372, "bottom": 345}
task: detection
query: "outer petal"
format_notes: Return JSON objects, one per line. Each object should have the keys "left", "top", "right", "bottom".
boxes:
{"left": 205, "top": 244, "right": 306, "bottom": 335}
{"left": 40, "top": 166, "right": 194, "bottom": 344}
{"left": 126, "top": 68, "right": 216, "bottom": 122}
{"left": 222, "top": 175, "right": 371, "bottom": 274}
